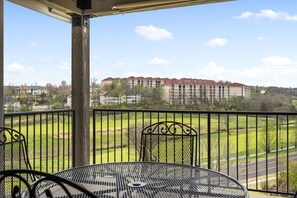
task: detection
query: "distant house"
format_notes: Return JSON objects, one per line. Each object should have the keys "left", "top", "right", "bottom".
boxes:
{"left": 100, "top": 91, "right": 120, "bottom": 105}
{"left": 99, "top": 90, "right": 142, "bottom": 105}
{"left": 67, "top": 94, "right": 104, "bottom": 107}
{"left": 122, "top": 89, "right": 142, "bottom": 104}
{"left": 67, "top": 95, "right": 72, "bottom": 107}
{"left": 16, "top": 85, "right": 46, "bottom": 95}
{"left": 4, "top": 96, "right": 20, "bottom": 112}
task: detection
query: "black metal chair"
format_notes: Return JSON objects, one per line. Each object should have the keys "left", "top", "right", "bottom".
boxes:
{"left": 140, "top": 121, "right": 198, "bottom": 165}
{"left": 0, "top": 127, "right": 39, "bottom": 197}
{"left": 0, "top": 169, "right": 98, "bottom": 198}
{"left": 0, "top": 127, "right": 34, "bottom": 172}
{"left": 293, "top": 190, "right": 297, "bottom": 198}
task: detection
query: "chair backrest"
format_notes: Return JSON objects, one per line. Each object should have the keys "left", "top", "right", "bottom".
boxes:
{"left": 140, "top": 121, "right": 198, "bottom": 165}
{"left": 0, "top": 127, "right": 33, "bottom": 172}
{"left": 0, "top": 169, "right": 98, "bottom": 198}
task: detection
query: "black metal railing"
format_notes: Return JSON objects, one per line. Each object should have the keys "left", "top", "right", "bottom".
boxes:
{"left": 3, "top": 108, "right": 296, "bottom": 195}
{"left": 92, "top": 108, "right": 297, "bottom": 196}
{"left": 4, "top": 109, "right": 75, "bottom": 173}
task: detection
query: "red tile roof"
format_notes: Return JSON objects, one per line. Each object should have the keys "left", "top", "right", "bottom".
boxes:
{"left": 102, "top": 76, "right": 247, "bottom": 87}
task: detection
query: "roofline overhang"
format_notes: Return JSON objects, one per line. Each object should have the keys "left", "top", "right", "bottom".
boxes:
{"left": 7, "top": 0, "right": 235, "bottom": 22}
{"left": 7, "top": 0, "right": 81, "bottom": 23}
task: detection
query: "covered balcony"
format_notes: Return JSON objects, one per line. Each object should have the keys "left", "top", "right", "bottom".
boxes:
{"left": 1, "top": 0, "right": 296, "bottom": 197}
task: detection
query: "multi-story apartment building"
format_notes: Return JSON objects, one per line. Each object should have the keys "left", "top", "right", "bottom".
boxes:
{"left": 162, "top": 79, "right": 250, "bottom": 104}
{"left": 101, "top": 76, "right": 168, "bottom": 89}
{"left": 101, "top": 77, "right": 251, "bottom": 104}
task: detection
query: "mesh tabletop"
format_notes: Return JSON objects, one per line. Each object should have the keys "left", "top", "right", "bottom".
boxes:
{"left": 53, "top": 162, "right": 248, "bottom": 198}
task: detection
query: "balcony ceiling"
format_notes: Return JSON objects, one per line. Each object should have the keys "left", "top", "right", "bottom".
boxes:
{"left": 7, "top": 0, "right": 234, "bottom": 22}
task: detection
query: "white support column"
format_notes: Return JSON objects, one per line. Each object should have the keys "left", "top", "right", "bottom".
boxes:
{"left": 71, "top": 14, "right": 90, "bottom": 167}
{"left": 0, "top": 0, "right": 3, "bottom": 127}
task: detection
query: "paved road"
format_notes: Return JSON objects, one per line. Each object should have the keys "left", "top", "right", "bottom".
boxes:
{"left": 212, "top": 152, "right": 297, "bottom": 182}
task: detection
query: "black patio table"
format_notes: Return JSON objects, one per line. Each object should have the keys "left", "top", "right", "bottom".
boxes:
{"left": 53, "top": 162, "right": 249, "bottom": 198}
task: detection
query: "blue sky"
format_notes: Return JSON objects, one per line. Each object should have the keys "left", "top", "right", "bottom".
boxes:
{"left": 4, "top": 0, "right": 297, "bottom": 87}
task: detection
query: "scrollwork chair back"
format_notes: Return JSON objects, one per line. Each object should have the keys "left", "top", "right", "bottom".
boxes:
{"left": 0, "top": 127, "right": 34, "bottom": 171}
{"left": 0, "top": 169, "right": 97, "bottom": 198}
{"left": 140, "top": 121, "right": 198, "bottom": 165}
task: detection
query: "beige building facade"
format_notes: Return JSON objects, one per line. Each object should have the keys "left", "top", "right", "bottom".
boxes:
{"left": 101, "top": 77, "right": 251, "bottom": 105}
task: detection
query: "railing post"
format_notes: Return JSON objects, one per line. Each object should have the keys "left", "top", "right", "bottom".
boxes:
{"left": 92, "top": 109, "right": 96, "bottom": 165}
{"left": 72, "top": 110, "right": 76, "bottom": 168}
{"left": 207, "top": 113, "right": 211, "bottom": 170}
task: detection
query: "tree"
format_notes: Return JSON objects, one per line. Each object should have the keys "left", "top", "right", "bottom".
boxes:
{"left": 45, "top": 83, "right": 57, "bottom": 95}
{"left": 151, "top": 88, "right": 163, "bottom": 104}
{"left": 4, "top": 85, "right": 16, "bottom": 97}
{"left": 259, "top": 122, "right": 276, "bottom": 153}
{"left": 90, "top": 78, "right": 100, "bottom": 107}
{"left": 55, "top": 81, "right": 70, "bottom": 108}
{"left": 5, "top": 103, "right": 14, "bottom": 113}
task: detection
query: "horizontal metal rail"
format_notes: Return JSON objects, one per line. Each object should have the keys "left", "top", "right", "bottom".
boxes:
{"left": 92, "top": 108, "right": 297, "bottom": 196}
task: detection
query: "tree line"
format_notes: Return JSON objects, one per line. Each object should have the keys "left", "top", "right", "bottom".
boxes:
{"left": 4, "top": 79, "right": 297, "bottom": 112}
{"left": 101, "top": 80, "right": 296, "bottom": 112}
{"left": 4, "top": 81, "right": 71, "bottom": 112}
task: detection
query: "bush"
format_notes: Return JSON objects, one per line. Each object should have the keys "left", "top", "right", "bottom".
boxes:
{"left": 50, "top": 103, "right": 64, "bottom": 109}
{"left": 278, "top": 160, "right": 297, "bottom": 192}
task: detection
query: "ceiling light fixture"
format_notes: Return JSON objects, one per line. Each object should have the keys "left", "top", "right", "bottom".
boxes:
{"left": 48, "top": 7, "right": 71, "bottom": 22}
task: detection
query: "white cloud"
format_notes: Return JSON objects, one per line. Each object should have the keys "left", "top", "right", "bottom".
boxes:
{"left": 193, "top": 57, "right": 297, "bottom": 87}
{"left": 41, "top": 57, "right": 52, "bottom": 64}
{"left": 234, "top": 11, "right": 253, "bottom": 19}
{"left": 5, "top": 63, "right": 25, "bottom": 72}
{"left": 166, "top": 57, "right": 297, "bottom": 87}
{"left": 4, "top": 63, "right": 38, "bottom": 85}
{"left": 30, "top": 42, "right": 39, "bottom": 47}
{"left": 234, "top": 10, "right": 297, "bottom": 21}
{"left": 257, "top": 36, "right": 269, "bottom": 41}
{"left": 149, "top": 57, "right": 169, "bottom": 65}
{"left": 198, "top": 61, "right": 230, "bottom": 80}
{"left": 206, "top": 38, "right": 228, "bottom": 47}
{"left": 113, "top": 61, "right": 126, "bottom": 68}
{"left": 123, "top": 72, "right": 142, "bottom": 77}
{"left": 135, "top": 25, "right": 173, "bottom": 41}
{"left": 59, "top": 61, "right": 70, "bottom": 70}
{"left": 4, "top": 62, "right": 72, "bottom": 86}
{"left": 5, "top": 63, "right": 34, "bottom": 74}
{"left": 170, "top": 62, "right": 230, "bottom": 81}
{"left": 262, "top": 56, "right": 296, "bottom": 66}
{"left": 256, "top": 10, "right": 280, "bottom": 20}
